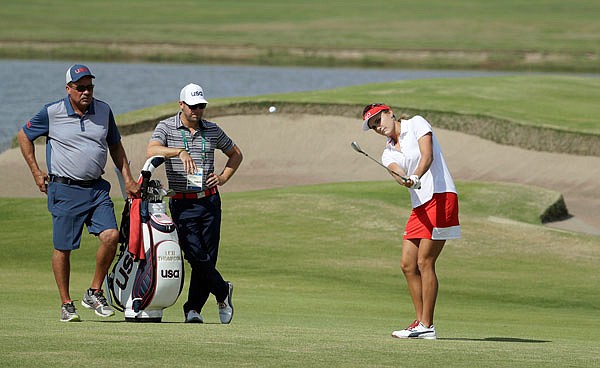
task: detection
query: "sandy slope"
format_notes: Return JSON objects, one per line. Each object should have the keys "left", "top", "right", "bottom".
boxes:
{"left": 2, "top": 113, "right": 599, "bottom": 235}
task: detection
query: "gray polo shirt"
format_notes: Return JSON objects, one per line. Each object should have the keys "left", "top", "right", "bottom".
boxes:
{"left": 150, "top": 112, "right": 235, "bottom": 192}
{"left": 23, "top": 96, "right": 121, "bottom": 180}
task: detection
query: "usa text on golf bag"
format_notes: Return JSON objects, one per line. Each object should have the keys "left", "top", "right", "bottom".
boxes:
{"left": 107, "top": 156, "right": 184, "bottom": 322}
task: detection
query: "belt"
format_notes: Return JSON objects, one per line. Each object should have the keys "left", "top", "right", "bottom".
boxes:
{"left": 49, "top": 175, "right": 100, "bottom": 187}
{"left": 171, "top": 187, "right": 218, "bottom": 199}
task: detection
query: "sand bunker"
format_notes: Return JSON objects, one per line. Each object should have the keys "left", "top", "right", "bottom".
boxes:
{"left": 2, "top": 114, "right": 598, "bottom": 235}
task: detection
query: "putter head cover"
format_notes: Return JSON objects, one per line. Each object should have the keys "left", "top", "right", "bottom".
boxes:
{"left": 409, "top": 175, "right": 421, "bottom": 189}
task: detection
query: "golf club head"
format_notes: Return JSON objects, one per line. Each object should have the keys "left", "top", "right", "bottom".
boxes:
{"left": 350, "top": 141, "right": 365, "bottom": 154}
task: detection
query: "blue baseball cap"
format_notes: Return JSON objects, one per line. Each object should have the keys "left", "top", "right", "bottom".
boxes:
{"left": 65, "top": 64, "right": 95, "bottom": 84}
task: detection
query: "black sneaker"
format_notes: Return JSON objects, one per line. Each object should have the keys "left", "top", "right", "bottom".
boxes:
{"left": 60, "top": 301, "right": 81, "bottom": 322}
{"left": 81, "top": 289, "right": 115, "bottom": 317}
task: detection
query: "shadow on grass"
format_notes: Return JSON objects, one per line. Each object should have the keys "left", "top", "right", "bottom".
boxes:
{"left": 440, "top": 337, "right": 551, "bottom": 343}
{"left": 88, "top": 320, "right": 223, "bottom": 324}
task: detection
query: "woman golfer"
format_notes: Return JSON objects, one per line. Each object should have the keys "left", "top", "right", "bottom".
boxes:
{"left": 361, "top": 103, "right": 460, "bottom": 340}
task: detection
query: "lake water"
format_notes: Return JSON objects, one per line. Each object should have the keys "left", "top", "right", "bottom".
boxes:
{"left": 0, "top": 59, "right": 521, "bottom": 152}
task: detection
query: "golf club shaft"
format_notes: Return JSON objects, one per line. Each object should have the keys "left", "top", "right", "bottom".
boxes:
{"left": 364, "top": 154, "right": 408, "bottom": 181}
{"left": 351, "top": 141, "right": 408, "bottom": 181}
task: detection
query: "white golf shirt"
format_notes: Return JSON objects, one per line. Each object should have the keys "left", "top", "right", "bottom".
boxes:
{"left": 381, "top": 115, "right": 457, "bottom": 208}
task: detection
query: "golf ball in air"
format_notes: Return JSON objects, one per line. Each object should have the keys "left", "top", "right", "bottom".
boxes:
{"left": 269, "top": 106, "right": 277, "bottom": 113}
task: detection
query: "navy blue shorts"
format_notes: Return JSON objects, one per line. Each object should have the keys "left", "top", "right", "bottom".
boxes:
{"left": 47, "top": 179, "right": 117, "bottom": 251}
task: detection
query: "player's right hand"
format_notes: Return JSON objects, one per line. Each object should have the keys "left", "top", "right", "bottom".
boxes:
{"left": 179, "top": 150, "right": 197, "bottom": 174}
{"left": 34, "top": 170, "right": 49, "bottom": 194}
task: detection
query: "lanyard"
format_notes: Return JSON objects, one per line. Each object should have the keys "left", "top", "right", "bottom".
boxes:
{"left": 180, "top": 128, "right": 206, "bottom": 162}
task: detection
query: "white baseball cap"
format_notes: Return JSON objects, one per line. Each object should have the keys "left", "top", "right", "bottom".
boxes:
{"left": 180, "top": 83, "right": 209, "bottom": 105}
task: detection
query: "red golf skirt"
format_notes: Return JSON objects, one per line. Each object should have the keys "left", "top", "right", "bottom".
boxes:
{"left": 404, "top": 192, "right": 460, "bottom": 240}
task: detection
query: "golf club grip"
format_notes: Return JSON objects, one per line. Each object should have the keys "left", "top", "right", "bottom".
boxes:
{"left": 388, "top": 169, "right": 408, "bottom": 182}
{"left": 140, "top": 170, "right": 151, "bottom": 200}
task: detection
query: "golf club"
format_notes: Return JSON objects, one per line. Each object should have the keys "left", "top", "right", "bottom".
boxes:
{"left": 350, "top": 141, "right": 409, "bottom": 182}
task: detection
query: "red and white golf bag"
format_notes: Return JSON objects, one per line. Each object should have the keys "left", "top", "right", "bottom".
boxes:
{"left": 107, "top": 156, "right": 184, "bottom": 322}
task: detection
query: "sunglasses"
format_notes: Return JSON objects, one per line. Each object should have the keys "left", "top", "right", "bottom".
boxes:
{"left": 368, "top": 115, "right": 383, "bottom": 130}
{"left": 70, "top": 84, "right": 94, "bottom": 92}
{"left": 185, "top": 102, "right": 207, "bottom": 110}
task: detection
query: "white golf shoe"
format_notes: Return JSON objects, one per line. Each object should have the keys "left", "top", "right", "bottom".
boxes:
{"left": 185, "top": 310, "right": 204, "bottom": 323}
{"left": 218, "top": 281, "right": 234, "bottom": 324}
{"left": 392, "top": 321, "right": 437, "bottom": 340}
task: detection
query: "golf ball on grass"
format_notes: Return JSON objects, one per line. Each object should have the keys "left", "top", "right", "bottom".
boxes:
{"left": 268, "top": 106, "right": 277, "bottom": 113}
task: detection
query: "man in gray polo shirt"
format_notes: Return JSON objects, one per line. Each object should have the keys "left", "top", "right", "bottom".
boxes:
{"left": 17, "top": 64, "right": 139, "bottom": 322}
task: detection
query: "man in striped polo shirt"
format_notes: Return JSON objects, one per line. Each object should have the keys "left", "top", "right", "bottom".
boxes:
{"left": 146, "top": 83, "right": 243, "bottom": 324}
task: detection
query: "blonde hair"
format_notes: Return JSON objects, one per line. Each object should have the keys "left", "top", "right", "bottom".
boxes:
{"left": 397, "top": 112, "right": 410, "bottom": 121}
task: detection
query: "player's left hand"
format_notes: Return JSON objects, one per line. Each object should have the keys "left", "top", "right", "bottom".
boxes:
{"left": 408, "top": 175, "right": 421, "bottom": 189}
{"left": 206, "top": 173, "right": 222, "bottom": 188}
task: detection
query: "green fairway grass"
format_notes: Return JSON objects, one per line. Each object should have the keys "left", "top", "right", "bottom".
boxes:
{"left": 1, "top": 182, "right": 598, "bottom": 367}
{"left": 1, "top": 0, "right": 598, "bottom": 71}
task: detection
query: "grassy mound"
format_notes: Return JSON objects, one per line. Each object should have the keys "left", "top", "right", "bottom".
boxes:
{"left": 108, "top": 75, "right": 600, "bottom": 157}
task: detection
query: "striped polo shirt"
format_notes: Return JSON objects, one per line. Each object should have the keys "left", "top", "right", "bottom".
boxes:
{"left": 150, "top": 112, "right": 235, "bottom": 192}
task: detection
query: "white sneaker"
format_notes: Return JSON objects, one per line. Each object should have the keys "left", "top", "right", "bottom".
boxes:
{"left": 218, "top": 282, "right": 234, "bottom": 324}
{"left": 185, "top": 310, "right": 204, "bottom": 323}
{"left": 391, "top": 320, "right": 419, "bottom": 338}
{"left": 392, "top": 321, "right": 437, "bottom": 340}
